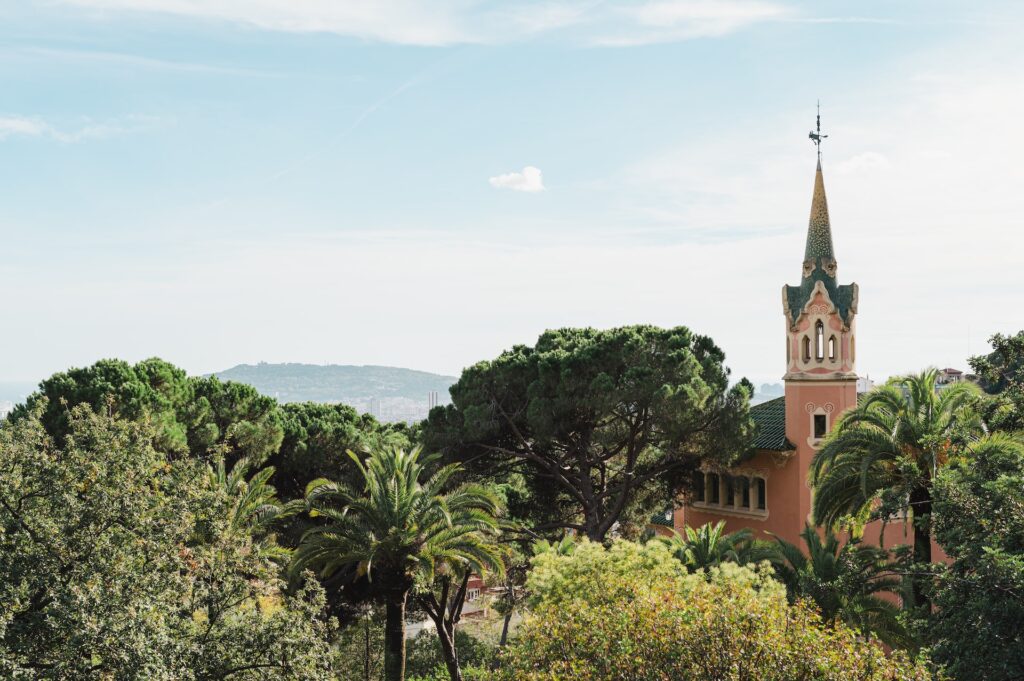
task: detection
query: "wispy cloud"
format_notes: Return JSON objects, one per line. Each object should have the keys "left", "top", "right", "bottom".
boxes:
{"left": 55, "top": 0, "right": 790, "bottom": 46}
{"left": 490, "top": 166, "right": 546, "bottom": 192}
{"left": 592, "top": 0, "right": 788, "bottom": 46}
{"left": 0, "top": 114, "right": 164, "bottom": 143}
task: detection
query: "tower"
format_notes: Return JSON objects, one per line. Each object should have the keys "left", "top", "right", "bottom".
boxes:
{"left": 672, "top": 108, "right": 862, "bottom": 548}
{"left": 781, "top": 113, "right": 858, "bottom": 529}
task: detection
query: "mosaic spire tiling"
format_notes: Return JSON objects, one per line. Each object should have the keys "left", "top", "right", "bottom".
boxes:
{"left": 804, "top": 159, "right": 835, "bottom": 262}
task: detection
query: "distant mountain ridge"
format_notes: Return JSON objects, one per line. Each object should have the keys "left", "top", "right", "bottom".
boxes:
{"left": 212, "top": 363, "right": 457, "bottom": 404}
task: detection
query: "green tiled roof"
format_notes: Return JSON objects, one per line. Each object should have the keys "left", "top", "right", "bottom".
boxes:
{"left": 750, "top": 396, "right": 794, "bottom": 451}
{"left": 785, "top": 277, "right": 857, "bottom": 327}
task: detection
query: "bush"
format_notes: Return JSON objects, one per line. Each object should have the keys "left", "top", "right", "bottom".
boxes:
{"left": 499, "top": 539, "right": 935, "bottom": 681}
{"left": 406, "top": 628, "right": 495, "bottom": 679}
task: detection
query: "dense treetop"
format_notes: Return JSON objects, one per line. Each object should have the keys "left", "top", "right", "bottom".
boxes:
{"left": 425, "top": 325, "right": 754, "bottom": 540}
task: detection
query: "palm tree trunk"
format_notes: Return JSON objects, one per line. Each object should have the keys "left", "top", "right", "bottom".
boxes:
{"left": 909, "top": 486, "right": 933, "bottom": 609}
{"left": 384, "top": 591, "right": 408, "bottom": 681}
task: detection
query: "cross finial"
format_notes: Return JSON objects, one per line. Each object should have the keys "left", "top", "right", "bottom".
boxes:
{"left": 808, "top": 100, "right": 828, "bottom": 160}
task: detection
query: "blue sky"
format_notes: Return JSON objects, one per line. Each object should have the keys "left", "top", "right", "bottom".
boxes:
{"left": 1, "top": 0, "right": 1022, "bottom": 391}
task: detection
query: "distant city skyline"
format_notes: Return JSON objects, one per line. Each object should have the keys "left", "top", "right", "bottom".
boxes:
{"left": 1, "top": 1, "right": 1022, "bottom": 388}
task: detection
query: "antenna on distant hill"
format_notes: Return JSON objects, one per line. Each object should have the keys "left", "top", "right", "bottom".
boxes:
{"left": 808, "top": 100, "right": 828, "bottom": 161}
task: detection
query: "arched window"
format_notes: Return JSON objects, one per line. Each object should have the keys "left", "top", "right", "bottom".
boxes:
{"left": 828, "top": 335, "right": 836, "bottom": 361}
{"left": 815, "top": 321, "right": 825, "bottom": 361}
{"left": 802, "top": 336, "right": 811, "bottom": 362}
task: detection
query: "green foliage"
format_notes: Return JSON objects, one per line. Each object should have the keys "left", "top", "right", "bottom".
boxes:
{"left": 771, "top": 525, "right": 907, "bottom": 647}
{"left": 0, "top": 405, "right": 337, "bottom": 679}
{"left": 502, "top": 539, "right": 935, "bottom": 681}
{"left": 659, "top": 520, "right": 776, "bottom": 572}
{"left": 425, "top": 325, "right": 754, "bottom": 541}
{"left": 10, "top": 358, "right": 283, "bottom": 465}
{"left": 291, "top": 445, "right": 504, "bottom": 681}
{"left": 405, "top": 629, "right": 494, "bottom": 679}
{"left": 275, "top": 401, "right": 409, "bottom": 500}
{"left": 408, "top": 666, "right": 491, "bottom": 681}
{"left": 810, "top": 370, "right": 982, "bottom": 606}
{"left": 928, "top": 434, "right": 1024, "bottom": 680}
{"left": 969, "top": 331, "right": 1024, "bottom": 433}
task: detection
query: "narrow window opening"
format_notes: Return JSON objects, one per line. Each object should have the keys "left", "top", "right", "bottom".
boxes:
{"left": 814, "top": 413, "right": 827, "bottom": 439}
{"left": 708, "top": 474, "right": 720, "bottom": 504}
{"left": 828, "top": 335, "right": 837, "bottom": 361}
{"left": 815, "top": 321, "right": 825, "bottom": 361}
{"left": 756, "top": 478, "right": 767, "bottom": 510}
{"left": 740, "top": 477, "right": 751, "bottom": 508}
{"left": 725, "top": 476, "right": 735, "bottom": 506}
{"left": 693, "top": 470, "right": 705, "bottom": 502}
{"left": 802, "top": 336, "right": 811, "bottom": 362}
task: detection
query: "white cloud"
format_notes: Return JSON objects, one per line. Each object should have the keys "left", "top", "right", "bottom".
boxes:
{"left": 56, "top": 0, "right": 789, "bottom": 46}
{"left": 596, "top": 0, "right": 788, "bottom": 45}
{"left": 489, "top": 166, "right": 546, "bottom": 192}
{"left": 0, "top": 114, "right": 161, "bottom": 143}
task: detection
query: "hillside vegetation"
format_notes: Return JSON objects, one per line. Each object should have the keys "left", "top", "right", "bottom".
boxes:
{"left": 213, "top": 363, "right": 456, "bottom": 403}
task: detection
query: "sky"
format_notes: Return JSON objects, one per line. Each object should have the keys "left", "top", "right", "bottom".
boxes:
{"left": 1, "top": 0, "right": 1023, "bottom": 392}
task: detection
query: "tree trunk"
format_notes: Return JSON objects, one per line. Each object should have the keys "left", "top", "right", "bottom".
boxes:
{"left": 384, "top": 591, "right": 408, "bottom": 681}
{"left": 909, "top": 486, "right": 933, "bottom": 610}
{"left": 364, "top": 615, "right": 372, "bottom": 681}
{"left": 435, "top": 620, "right": 463, "bottom": 681}
{"left": 499, "top": 611, "right": 512, "bottom": 647}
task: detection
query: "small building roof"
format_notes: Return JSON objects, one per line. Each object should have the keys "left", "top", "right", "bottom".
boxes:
{"left": 750, "top": 396, "right": 794, "bottom": 452}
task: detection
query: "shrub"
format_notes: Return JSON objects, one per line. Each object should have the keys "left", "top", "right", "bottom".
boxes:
{"left": 499, "top": 539, "right": 935, "bottom": 681}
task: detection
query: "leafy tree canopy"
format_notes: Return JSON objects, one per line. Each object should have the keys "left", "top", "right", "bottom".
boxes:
{"left": 0, "top": 404, "right": 337, "bottom": 679}
{"left": 929, "top": 434, "right": 1024, "bottom": 681}
{"left": 275, "top": 401, "right": 409, "bottom": 500}
{"left": 502, "top": 539, "right": 934, "bottom": 680}
{"left": 10, "top": 358, "right": 283, "bottom": 466}
{"left": 969, "top": 330, "right": 1024, "bottom": 433}
{"left": 424, "top": 326, "right": 753, "bottom": 541}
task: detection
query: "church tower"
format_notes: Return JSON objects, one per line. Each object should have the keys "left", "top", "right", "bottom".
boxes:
{"left": 781, "top": 117, "right": 858, "bottom": 526}
{"left": 670, "top": 109, "right": 861, "bottom": 548}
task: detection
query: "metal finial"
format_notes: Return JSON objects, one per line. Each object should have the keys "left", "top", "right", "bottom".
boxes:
{"left": 808, "top": 100, "right": 828, "bottom": 160}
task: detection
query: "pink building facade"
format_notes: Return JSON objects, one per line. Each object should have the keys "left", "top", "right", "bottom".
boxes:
{"left": 672, "top": 156, "right": 927, "bottom": 554}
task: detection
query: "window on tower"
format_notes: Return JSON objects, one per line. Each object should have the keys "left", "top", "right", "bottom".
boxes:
{"left": 802, "top": 336, "right": 811, "bottom": 362}
{"left": 815, "top": 321, "right": 825, "bottom": 361}
{"left": 828, "top": 335, "right": 836, "bottom": 361}
{"left": 814, "top": 414, "right": 827, "bottom": 439}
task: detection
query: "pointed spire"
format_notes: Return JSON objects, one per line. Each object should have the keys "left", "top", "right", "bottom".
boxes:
{"left": 804, "top": 159, "right": 835, "bottom": 262}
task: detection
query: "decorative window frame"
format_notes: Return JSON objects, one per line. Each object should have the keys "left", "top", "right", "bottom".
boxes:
{"left": 805, "top": 402, "right": 835, "bottom": 447}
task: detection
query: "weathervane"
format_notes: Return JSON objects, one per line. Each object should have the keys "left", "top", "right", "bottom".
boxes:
{"left": 808, "top": 100, "right": 827, "bottom": 160}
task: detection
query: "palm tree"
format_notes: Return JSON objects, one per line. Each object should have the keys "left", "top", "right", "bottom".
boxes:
{"left": 810, "top": 369, "right": 981, "bottom": 606}
{"left": 291, "top": 446, "right": 503, "bottom": 681}
{"left": 660, "top": 521, "right": 775, "bottom": 572}
{"left": 771, "top": 525, "right": 907, "bottom": 647}
{"left": 208, "top": 456, "right": 289, "bottom": 562}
